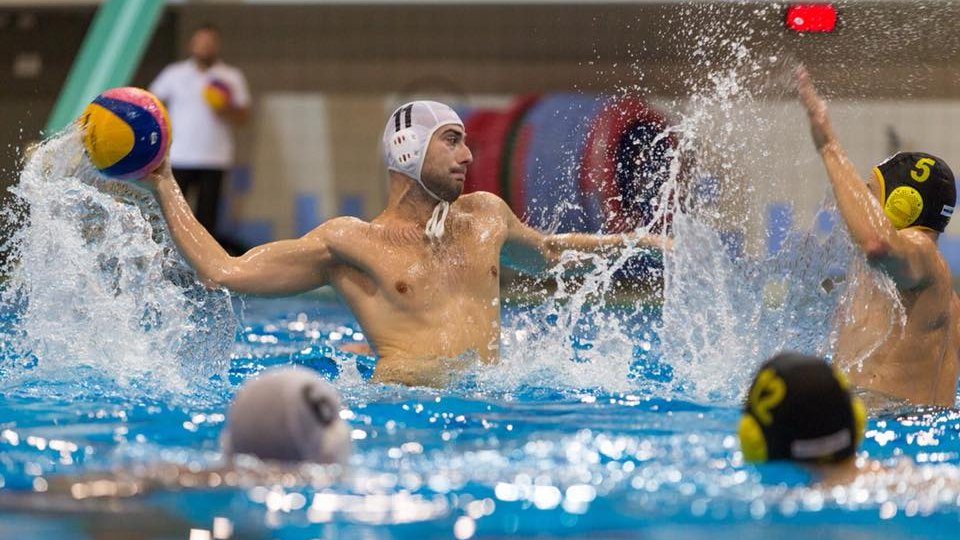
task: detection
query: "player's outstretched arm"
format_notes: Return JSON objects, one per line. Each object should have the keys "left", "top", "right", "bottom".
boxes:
{"left": 491, "top": 193, "right": 670, "bottom": 275}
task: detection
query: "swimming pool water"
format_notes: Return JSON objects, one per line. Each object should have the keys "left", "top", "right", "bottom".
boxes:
{"left": 2, "top": 294, "right": 960, "bottom": 540}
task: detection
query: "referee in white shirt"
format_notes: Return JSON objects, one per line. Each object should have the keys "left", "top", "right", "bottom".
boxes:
{"left": 149, "top": 23, "right": 251, "bottom": 245}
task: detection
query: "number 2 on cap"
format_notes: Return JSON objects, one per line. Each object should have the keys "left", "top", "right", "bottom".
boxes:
{"left": 911, "top": 158, "right": 936, "bottom": 182}
{"left": 749, "top": 369, "right": 786, "bottom": 426}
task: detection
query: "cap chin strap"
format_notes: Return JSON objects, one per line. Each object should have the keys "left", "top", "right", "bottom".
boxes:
{"left": 417, "top": 178, "right": 450, "bottom": 241}
{"left": 425, "top": 200, "right": 450, "bottom": 240}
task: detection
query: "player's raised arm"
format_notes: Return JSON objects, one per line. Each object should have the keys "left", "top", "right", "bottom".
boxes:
{"left": 143, "top": 160, "right": 344, "bottom": 296}
{"left": 797, "top": 66, "right": 953, "bottom": 289}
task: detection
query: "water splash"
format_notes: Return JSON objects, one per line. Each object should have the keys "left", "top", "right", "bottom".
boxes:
{"left": 662, "top": 211, "right": 856, "bottom": 402}
{"left": 487, "top": 2, "right": 879, "bottom": 400}
{"left": 650, "top": 3, "right": 932, "bottom": 402}
{"left": 651, "top": 5, "right": 849, "bottom": 401}
{"left": 0, "top": 125, "right": 237, "bottom": 402}
{"left": 489, "top": 256, "right": 661, "bottom": 395}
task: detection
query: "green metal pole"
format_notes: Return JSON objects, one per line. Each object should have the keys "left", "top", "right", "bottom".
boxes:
{"left": 44, "top": 0, "right": 166, "bottom": 135}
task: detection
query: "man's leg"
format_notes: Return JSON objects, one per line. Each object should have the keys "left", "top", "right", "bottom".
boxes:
{"left": 193, "top": 169, "right": 224, "bottom": 233}
{"left": 171, "top": 167, "right": 199, "bottom": 208}
{"left": 174, "top": 168, "right": 244, "bottom": 254}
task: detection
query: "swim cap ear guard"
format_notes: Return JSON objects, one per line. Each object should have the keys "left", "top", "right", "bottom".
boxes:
{"left": 738, "top": 353, "right": 865, "bottom": 464}
{"left": 301, "top": 384, "right": 339, "bottom": 427}
{"left": 738, "top": 413, "right": 768, "bottom": 462}
{"left": 874, "top": 152, "right": 956, "bottom": 232}
{"left": 389, "top": 128, "right": 422, "bottom": 169}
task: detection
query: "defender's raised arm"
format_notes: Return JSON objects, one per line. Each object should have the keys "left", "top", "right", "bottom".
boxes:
{"left": 797, "top": 67, "right": 948, "bottom": 289}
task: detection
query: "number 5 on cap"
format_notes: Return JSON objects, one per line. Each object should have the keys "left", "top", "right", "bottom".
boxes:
{"left": 911, "top": 158, "right": 936, "bottom": 182}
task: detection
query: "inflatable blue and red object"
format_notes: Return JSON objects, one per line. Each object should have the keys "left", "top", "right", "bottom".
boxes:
{"left": 461, "top": 93, "right": 678, "bottom": 237}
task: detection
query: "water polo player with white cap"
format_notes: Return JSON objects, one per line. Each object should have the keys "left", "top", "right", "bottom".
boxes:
{"left": 798, "top": 66, "right": 960, "bottom": 407}
{"left": 382, "top": 101, "right": 466, "bottom": 240}
{"left": 142, "top": 98, "right": 669, "bottom": 387}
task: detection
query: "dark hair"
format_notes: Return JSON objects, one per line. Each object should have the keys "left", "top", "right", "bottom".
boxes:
{"left": 192, "top": 23, "right": 220, "bottom": 36}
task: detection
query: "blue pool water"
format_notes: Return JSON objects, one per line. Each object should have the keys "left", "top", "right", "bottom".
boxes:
{"left": 5, "top": 8, "right": 960, "bottom": 534}
{"left": 2, "top": 294, "right": 960, "bottom": 540}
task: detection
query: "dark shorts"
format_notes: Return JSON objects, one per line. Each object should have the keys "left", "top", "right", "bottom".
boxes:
{"left": 171, "top": 167, "right": 224, "bottom": 233}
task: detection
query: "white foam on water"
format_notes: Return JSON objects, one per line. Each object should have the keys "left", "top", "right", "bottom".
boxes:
{"left": 490, "top": 256, "right": 657, "bottom": 395}
{"left": 0, "top": 125, "right": 237, "bottom": 402}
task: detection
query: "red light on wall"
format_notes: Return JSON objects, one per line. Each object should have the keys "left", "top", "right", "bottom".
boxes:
{"left": 786, "top": 4, "right": 837, "bottom": 33}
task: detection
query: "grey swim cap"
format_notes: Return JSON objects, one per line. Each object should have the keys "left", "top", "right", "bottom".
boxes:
{"left": 222, "top": 367, "right": 351, "bottom": 464}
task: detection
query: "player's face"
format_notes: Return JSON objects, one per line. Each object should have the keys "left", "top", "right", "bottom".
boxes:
{"left": 190, "top": 30, "right": 220, "bottom": 64}
{"left": 420, "top": 125, "right": 472, "bottom": 202}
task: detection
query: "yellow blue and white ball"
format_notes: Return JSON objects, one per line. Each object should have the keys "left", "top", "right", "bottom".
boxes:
{"left": 203, "top": 79, "right": 233, "bottom": 112}
{"left": 80, "top": 87, "right": 171, "bottom": 180}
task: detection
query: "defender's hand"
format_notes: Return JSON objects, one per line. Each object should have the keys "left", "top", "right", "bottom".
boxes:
{"left": 796, "top": 65, "right": 836, "bottom": 152}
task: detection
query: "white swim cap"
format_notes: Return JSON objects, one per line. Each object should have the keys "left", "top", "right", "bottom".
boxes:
{"left": 382, "top": 100, "right": 464, "bottom": 239}
{"left": 222, "top": 367, "right": 351, "bottom": 464}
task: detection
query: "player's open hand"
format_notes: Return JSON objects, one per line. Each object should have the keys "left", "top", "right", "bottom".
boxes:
{"left": 796, "top": 65, "right": 836, "bottom": 152}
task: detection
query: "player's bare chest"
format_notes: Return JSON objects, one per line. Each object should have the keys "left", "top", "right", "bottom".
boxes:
{"left": 384, "top": 239, "right": 501, "bottom": 296}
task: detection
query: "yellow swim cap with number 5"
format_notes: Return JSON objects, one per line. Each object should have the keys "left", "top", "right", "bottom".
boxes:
{"left": 873, "top": 152, "right": 956, "bottom": 232}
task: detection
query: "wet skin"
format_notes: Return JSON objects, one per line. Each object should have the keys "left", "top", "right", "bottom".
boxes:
{"left": 798, "top": 67, "right": 960, "bottom": 406}
{"left": 833, "top": 253, "right": 960, "bottom": 407}
{"left": 144, "top": 125, "right": 669, "bottom": 386}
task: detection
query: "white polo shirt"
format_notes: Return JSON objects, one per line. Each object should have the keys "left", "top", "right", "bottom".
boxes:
{"left": 149, "top": 59, "right": 251, "bottom": 169}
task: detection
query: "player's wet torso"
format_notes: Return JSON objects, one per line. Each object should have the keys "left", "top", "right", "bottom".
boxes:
{"left": 834, "top": 258, "right": 960, "bottom": 406}
{"left": 327, "top": 193, "right": 509, "bottom": 386}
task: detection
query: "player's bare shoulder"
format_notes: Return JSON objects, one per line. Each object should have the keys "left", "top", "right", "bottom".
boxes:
{"left": 304, "top": 216, "right": 367, "bottom": 239}
{"left": 454, "top": 191, "right": 514, "bottom": 240}
{"left": 898, "top": 228, "right": 939, "bottom": 250}
{"left": 899, "top": 228, "right": 951, "bottom": 279}
{"left": 305, "top": 216, "right": 375, "bottom": 255}
{"left": 456, "top": 191, "right": 512, "bottom": 222}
